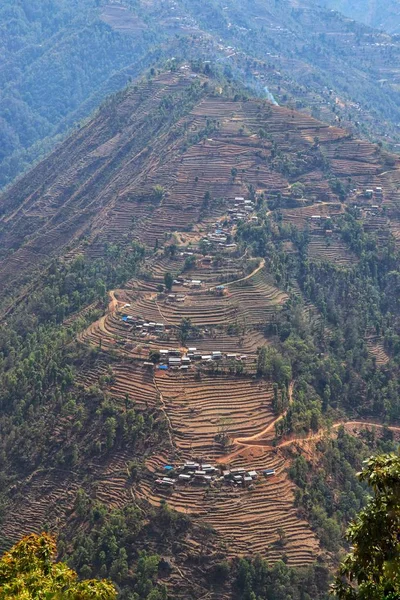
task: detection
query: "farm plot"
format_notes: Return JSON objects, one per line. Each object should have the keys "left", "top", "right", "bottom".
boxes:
{"left": 109, "top": 363, "right": 159, "bottom": 409}
{"left": 227, "top": 267, "right": 288, "bottom": 325}
{"left": 307, "top": 235, "right": 358, "bottom": 266}
{"left": 155, "top": 292, "right": 238, "bottom": 327}
{"left": 75, "top": 359, "right": 159, "bottom": 409}
{"left": 155, "top": 372, "right": 275, "bottom": 458}
{"left": 0, "top": 471, "right": 80, "bottom": 551}
{"left": 281, "top": 202, "right": 343, "bottom": 230}
{"left": 188, "top": 328, "right": 270, "bottom": 355}
{"left": 366, "top": 336, "right": 390, "bottom": 366}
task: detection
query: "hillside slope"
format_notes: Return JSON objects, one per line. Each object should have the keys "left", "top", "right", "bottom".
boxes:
{"left": 1, "top": 70, "right": 400, "bottom": 597}
{"left": 3, "top": 0, "right": 400, "bottom": 191}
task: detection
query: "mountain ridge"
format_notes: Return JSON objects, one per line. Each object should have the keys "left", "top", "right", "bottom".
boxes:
{"left": 3, "top": 0, "right": 400, "bottom": 191}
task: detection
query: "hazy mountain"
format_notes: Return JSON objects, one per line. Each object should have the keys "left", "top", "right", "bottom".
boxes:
{"left": 2, "top": 0, "right": 400, "bottom": 191}
{"left": 318, "top": 0, "right": 400, "bottom": 33}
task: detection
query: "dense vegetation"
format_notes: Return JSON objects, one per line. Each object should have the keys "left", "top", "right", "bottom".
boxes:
{"left": 238, "top": 205, "right": 400, "bottom": 429}
{"left": 289, "top": 429, "right": 398, "bottom": 553}
{"left": 0, "top": 532, "right": 117, "bottom": 599}
{"left": 332, "top": 453, "right": 400, "bottom": 599}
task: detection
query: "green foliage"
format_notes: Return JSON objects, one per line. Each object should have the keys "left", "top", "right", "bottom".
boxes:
{"left": 152, "top": 185, "right": 165, "bottom": 200}
{"left": 163, "top": 272, "right": 173, "bottom": 291}
{"left": 66, "top": 499, "right": 188, "bottom": 599}
{"left": 234, "top": 555, "right": 330, "bottom": 600}
{"left": 183, "top": 255, "right": 197, "bottom": 272}
{"left": 257, "top": 346, "right": 292, "bottom": 386}
{"left": 0, "top": 533, "right": 116, "bottom": 599}
{"left": 178, "top": 317, "right": 191, "bottom": 345}
{"left": 332, "top": 453, "right": 400, "bottom": 600}
{"left": 290, "top": 431, "right": 399, "bottom": 553}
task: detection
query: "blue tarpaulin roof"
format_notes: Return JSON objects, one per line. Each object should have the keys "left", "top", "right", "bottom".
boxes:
{"left": 159, "top": 365, "right": 168, "bottom": 370}
{"left": 164, "top": 465, "right": 174, "bottom": 470}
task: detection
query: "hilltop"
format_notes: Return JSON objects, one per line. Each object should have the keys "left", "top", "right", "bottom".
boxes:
{"left": 0, "top": 70, "right": 400, "bottom": 598}
{"left": 3, "top": 0, "right": 400, "bottom": 191}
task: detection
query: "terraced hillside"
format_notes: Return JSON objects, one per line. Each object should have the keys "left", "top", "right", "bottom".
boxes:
{"left": 2, "top": 70, "right": 399, "bottom": 310}
{"left": 4, "top": 0, "right": 400, "bottom": 194}
{"left": 1, "top": 70, "right": 400, "bottom": 592}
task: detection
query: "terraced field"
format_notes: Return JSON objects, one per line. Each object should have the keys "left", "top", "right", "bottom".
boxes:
{"left": 307, "top": 234, "right": 358, "bottom": 266}
{"left": 366, "top": 336, "right": 390, "bottom": 366}
{"left": 64, "top": 76, "right": 400, "bottom": 565}
{"left": 0, "top": 471, "right": 80, "bottom": 552}
{"left": 138, "top": 448, "right": 319, "bottom": 566}
{"left": 155, "top": 373, "right": 275, "bottom": 457}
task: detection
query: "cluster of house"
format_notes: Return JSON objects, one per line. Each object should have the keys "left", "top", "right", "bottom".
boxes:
{"left": 202, "top": 229, "right": 238, "bottom": 251}
{"left": 167, "top": 292, "right": 187, "bottom": 303}
{"left": 170, "top": 276, "right": 203, "bottom": 289}
{"left": 364, "top": 187, "right": 383, "bottom": 201}
{"left": 308, "top": 214, "right": 332, "bottom": 224}
{"left": 308, "top": 214, "right": 335, "bottom": 235}
{"left": 120, "top": 312, "right": 167, "bottom": 339}
{"left": 200, "top": 197, "right": 257, "bottom": 250}
{"left": 154, "top": 348, "right": 247, "bottom": 371}
{"left": 227, "top": 196, "right": 258, "bottom": 223}
{"left": 155, "top": 460, "right": 276, "bottom": 489}
{"left": 349, "top": 187, "right": 383, "bottom": 206}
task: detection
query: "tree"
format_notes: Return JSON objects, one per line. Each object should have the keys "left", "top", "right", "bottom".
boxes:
{"left": 149, "top": 350, "right": 161, "bottom": 364}
{"left": 332, "top": 453, "right": 400, "bottom": 600}
{"left": 257, "top": 346, "right": 292, "bottom": 387}
{"left": 0, "top": 533, "right": 116, "bottom": 599}
{"left": 178, "top": 318, "right": 192, "bottom": 345}
{"left": 152, "top": 185, "right": 165, "bottom": 200}
{"left": 164, "top": 272, "right": 173, "bottom": 291}
{"left": 291, "top": 182, "right": 305, "bottom": 199}
{"left": 183, "top": 255, "right": 196, "bottom": 272}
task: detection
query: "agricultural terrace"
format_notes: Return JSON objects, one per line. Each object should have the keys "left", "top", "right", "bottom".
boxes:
{"left": 6, "top": 72, "right": 400, "bottom": 561}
